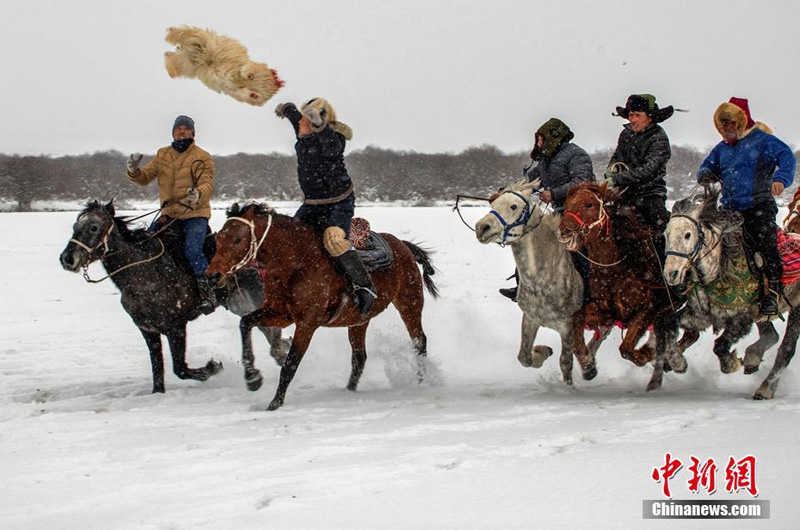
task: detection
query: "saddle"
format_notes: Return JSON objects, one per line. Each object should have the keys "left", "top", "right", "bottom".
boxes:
{"left": 349, "top": 217, "right": 394, "bottom": 272}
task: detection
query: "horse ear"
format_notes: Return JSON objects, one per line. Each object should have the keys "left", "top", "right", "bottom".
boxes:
{"left": 605, "top": 184, "right": 623, "bottom": 203}
{"left": 104, "top": 198, "right": 115, "bottom": 216}
{"left": 226, "top": 202, "right": 240, "bottom": 218}
{"left": 522, "top": 178, "right": 541, "bottom": 193}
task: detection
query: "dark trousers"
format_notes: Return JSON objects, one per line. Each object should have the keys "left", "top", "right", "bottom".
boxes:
{"left": 294, "top": 193, "right": 356, "bottom": 234}
{"left": 740, "top": 201, "right": 782, "bottom": 282}
{"left": 570, "top": 249, "right": 592, "bottom": 304}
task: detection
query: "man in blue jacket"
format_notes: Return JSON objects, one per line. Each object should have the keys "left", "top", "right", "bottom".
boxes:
{"left": 697, "top": 97, "right": 797, "bottom": 315}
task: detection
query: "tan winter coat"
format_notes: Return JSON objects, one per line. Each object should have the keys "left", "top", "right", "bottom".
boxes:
{"left": 127, "top": 143, "right": 215, "bottom": 219}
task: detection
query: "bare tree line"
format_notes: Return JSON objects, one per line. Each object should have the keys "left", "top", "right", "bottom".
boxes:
{"left": 0, "top": 145, "right": 797, "bottom": 211}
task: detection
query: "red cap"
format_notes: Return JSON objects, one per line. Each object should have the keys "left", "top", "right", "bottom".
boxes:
{"left": 728, "top": 97, "right": 756, "bottom": 129}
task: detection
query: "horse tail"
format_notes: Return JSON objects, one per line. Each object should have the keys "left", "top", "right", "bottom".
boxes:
{"left": 402, "top": 241, "right": 440, "bottom": 299}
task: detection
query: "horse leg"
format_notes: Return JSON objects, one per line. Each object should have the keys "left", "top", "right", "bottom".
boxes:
{"left": 257, "top": 325, "right": 290, "bottom": 367}
{"left": 712, "top": 317, "right": 751, "bottom": 374}
{"left": 744, "top": 321, "right": 779, "bottom": 374}
{"left": 517, "top": 313, "right": 543, "bottom": 368}
{"left": 140, "top": 329, "right": 166, "bottom": 394}
{"left": 267, "top": 323, "right": 318, "bottom": 411}
{"left": 240, "top": 309, "right": 272, "bottom": 391}
{"left": 647, "top": 313, "right": 679, "bottom": 392}
{"left": 572, "top": 305, "right": 597, "bottom": 380}
{"left": 347, "top": 323, "right": 369, "bottom": 391}
{"left": 393, "top": 286, "right": 428, "bottom": 383}
{"left": 754, "top": 308, "right": 800, "bottom": 400}
{"left": 166, "top": 325, "right": 223, "bottom": 382}
{"left": 618, "top": 312, "right": 654, "bottom": 367}
{"left": 678, "top": 328, "right": 701, "bottom": 353}
{"left": 553, "top": 321, "right": 574, "bottom": 386}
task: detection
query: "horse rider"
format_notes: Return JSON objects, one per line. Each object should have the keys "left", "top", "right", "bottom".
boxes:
{"left": 500, "top": 118, "right": 595, "bottom": 302}
{"left": 697, "top": 97, "right": 796, "bottom": 316}
{"left": 274, "top": 98, "right": 377, "bottom": 315}
{"left": 604, "top": 94, "right": 674, "bottom": 264}
{"left": 125, "top": 115, "right": 218, "bottom": 314}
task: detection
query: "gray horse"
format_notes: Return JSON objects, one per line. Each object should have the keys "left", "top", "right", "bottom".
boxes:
{"left": 663, "top": 191, "right": 800, "bottom": 399}
{"left": 475, "top": 179, "right": 610, "bottom": 385}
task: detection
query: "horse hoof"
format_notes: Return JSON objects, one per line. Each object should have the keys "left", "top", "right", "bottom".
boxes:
{"left": 206, "top": 359, "right": 224, "bottom": 375}
{"left": 152, "top": 386, "right": 166, "bottom": 394}
{"left": 646, "top": 380, "right": 663, "bottom": 392}
{"left": 744, "top": 364, "right": 760, "bottom": 375}
{"left": 267, "top": 398, "right": 283, "bottom": 411}
{"left": 246, "top": 373, "right": 263, "bottom": 392}
{"left": 753, "top": 385, "right": 773, "bottom": 400}
{"left": 719, "top": 356, "right": 743, "bottom": 374}
{"left": 531, "top": 346, "right": 553, "bottom": 368}
{"left": 582, "top": 366, "right": 597, "bottom": 381}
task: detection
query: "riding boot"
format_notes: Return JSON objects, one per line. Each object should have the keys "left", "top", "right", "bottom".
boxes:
{"left": 196, "top": 275, "right": 219, "bottom": 315}
{"left": 334, "top": 250, "right": 378, "bottom": 316}
{"left": 499, "top": 269, "right": 519, "bottom": 302}
{"left": 760, "top": 279, "right": 783, "bottom": 316}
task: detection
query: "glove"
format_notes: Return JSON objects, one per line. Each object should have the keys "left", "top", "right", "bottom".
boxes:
{"left": 127, "top": 153, "right": 143, "bottom": 175}
{"left": 186, "top": 188, "right": 200, "bottom": 205}
{"left": 697, "top": 170, "right": 719, "bottom": 185}
{"left": 274, "top": 102, "right": 295, "bottom": 119}
{"left": 301, "top": 104, "right": 324, "bottom": 127}
{"left": 604, "top": 166, "right": 617, "bottom": 186}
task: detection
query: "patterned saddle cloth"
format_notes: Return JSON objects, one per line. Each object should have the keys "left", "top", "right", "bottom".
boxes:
{"left": 349, "top": 217, "right": 394, "bottom": 272}
{"left": 697, "top": 227, "right": 800, "bottom": 309}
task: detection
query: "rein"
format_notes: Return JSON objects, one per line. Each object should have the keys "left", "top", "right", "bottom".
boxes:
{"left": 82, "top": 238, "right": 165, "bottom": 283}
{"left": 452, "top": 194, "right": 493, "bottom": 232}
{"left": 563, "top": 191, "right": 623, "bottom": 267}
{"left": 223, "top": 213, "right": 273, "bottom": 277}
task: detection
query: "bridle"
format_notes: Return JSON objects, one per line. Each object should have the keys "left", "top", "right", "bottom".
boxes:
{"left": 69, "top": 214, "right": 115, "bottom": 260}
{"left": 563, "top": 191, "right": 610, "bottom": 238}
{"left": 665, "top": 214, "right": 707, "bottom": 263}
{"left": 222, "top": 213, "right": 273, "bottom": 277}
{"left": 488, "top": 190, "right": 539, "bottom": 246}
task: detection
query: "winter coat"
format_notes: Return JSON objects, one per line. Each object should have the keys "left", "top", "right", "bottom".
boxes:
{"left": 284, "top": 104, "right": 353, "bottom": 202}
{"left": 698, "top": 128, "right": 796, "bottom": 211}
{"left": 525, "top": 142, "right": 595, "bottom": 210}
{"left": 608, "top": 123, "right": 671, "bottom": 201}
{"left": 127, "top": 142, "right": 215, "bottom": 220}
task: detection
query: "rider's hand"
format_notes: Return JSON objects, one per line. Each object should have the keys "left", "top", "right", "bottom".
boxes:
{"left": 772, "top": 181, "right": 785, "bottom": 196}
{"left": 274, "top": 102, "right": 295, "bottom": 119}
{"left": 698, "top": 170, "right": 719, "bottom": 185}
{"left": 127, "top": 153, "right": 143, "bottom": 175}
{"left": 603, "top": 165, "right": 618, "bottom": 186}
{"left": 186, "top": 188, "right": 200, "bottom": 204}
{"left": 540, "top": 190, "right": 553, "bottom": 203}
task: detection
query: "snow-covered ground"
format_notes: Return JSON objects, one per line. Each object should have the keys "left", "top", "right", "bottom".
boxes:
{"left": 1, "top": 206, "right": 798, "bottom": 529}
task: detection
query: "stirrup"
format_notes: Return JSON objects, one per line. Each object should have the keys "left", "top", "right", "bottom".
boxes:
{"left": 354, "top": 285, "right": 377, "bottom": 315}
{"left": 499, "top": 287, "right": 517, "bottom": 301}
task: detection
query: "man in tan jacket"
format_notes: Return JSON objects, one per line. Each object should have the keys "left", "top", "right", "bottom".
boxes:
{"left": 126, "top": 115, "right": 218, "bottom": 313}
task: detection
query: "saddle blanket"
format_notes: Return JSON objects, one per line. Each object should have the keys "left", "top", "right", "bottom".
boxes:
{"left": 778, "top": 227, "right": 800, "bottom": 285}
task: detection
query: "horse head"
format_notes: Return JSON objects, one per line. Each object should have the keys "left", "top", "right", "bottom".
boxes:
{"left": 785, "top": 193, "right": 800, "bottom": 234}
{"left": 558, "top": 182, "right": 618, "bottom": 251}
{"left": 664, "top": 190, "right": 722, "bottom": 286}
{"left": 60, "top": 199, "right": 116, "bottom": 272}
{"left": 206, "top": 202, "right": 274, "bottom": 286}
{"left": 475, "top": 178, "right": 541, "bottom": 245}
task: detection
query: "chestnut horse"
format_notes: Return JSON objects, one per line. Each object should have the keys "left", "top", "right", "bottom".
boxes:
{"left": 206, "top": 203, "right": 439, "bottom": 410}
{"left": 784, "top": 187, "right": 800, "bottom": 233}
{"left": 558, "top": 182, "right": 677, "bottom": 391}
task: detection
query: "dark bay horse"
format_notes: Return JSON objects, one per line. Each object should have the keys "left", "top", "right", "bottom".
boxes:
{"left": 206, "top": 203, "right": 439, "bottom": 411}
{"left": 59, "top": 200, "right": 290, "bottom": 393}
{"left": 558, "top": 183, "right": 677, "bottom": 390}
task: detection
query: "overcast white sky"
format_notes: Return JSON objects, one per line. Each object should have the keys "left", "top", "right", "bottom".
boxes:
{"left": 2, "top": 0, "right": 798, "bottom": 156}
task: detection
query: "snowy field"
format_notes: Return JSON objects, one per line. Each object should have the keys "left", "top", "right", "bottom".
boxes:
{"left": 1, "top": 205, "right": 799, "bottom": 529}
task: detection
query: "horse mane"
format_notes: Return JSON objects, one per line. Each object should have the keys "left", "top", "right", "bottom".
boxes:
{"left": 80, "top": 200, "right": 150, "bottom": 242}
{"left": 226, "top": 201, "right": 275, "bottom": 219}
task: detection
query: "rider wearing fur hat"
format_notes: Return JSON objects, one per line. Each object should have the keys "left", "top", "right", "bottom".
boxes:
{"left": 697, "top": 97, "right": 796, "bottom": 315}
{"left": 500, "top": 118, "right": 595, "bottom": 301}
{"left": 274, "top": 98, "right": 376, "bottom": 315}
{"left": 125, "top": 115, "right": 218, "bottom": 314}
{"left": 605, "top": 94, "right": 674, "bottom": 262}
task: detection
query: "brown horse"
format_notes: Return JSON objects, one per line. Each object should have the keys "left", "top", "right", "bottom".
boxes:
{"left": 206, "top": 203, "right": 439, "bottom": 410}
{"left": 558, "top": 183, "right": 675, "bottom": 388}
{"left": 784, "top": 187, "right": 800, "bottom": 233}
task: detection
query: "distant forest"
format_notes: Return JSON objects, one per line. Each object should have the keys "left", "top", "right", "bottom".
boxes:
{"left": 1, "top": 145, "right": 799, "bottom": 210}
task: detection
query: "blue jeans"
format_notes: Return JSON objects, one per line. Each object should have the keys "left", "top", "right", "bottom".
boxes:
{"left": 175, "top": 217, "right": 210, "bottom": 277}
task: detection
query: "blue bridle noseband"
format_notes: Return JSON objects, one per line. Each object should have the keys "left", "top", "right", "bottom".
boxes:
{"left": 665, "top": 214, "right": 706, "bottom": 262}
{"left": 489, "top": 190, "right": 536, "bottom": 246}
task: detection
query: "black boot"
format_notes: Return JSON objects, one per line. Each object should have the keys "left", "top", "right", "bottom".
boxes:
{"left": 499, "top": 287, "right": 518, "bottom": 301}
{"left": 335, "top": 250, "right": 377, "bottom": 316}
{"left": 760, "top": 279, "right": 783, "bottom": 316}
{"left": 499, "top": 269, "right": 519, "bottom": 302}
{"left": 196, "top": 275, "right": 219, "bottom": 315}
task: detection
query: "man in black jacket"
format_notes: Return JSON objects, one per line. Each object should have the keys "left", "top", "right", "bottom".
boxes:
{"left": 500, "top": 118, "right": 595, "bottom": 301}
{"left": 605, "top": 94, "right": 674, "bottom": 263}
{"left": 275, "top": 98, "right": 376, "bottom": 315}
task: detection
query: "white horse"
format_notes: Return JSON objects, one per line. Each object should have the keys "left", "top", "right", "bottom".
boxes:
{"left": 475, "top": 178, "right": 610, "bottom": 385}
{"left": 664, "top": 190, "right": 800, "bottom": 399}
